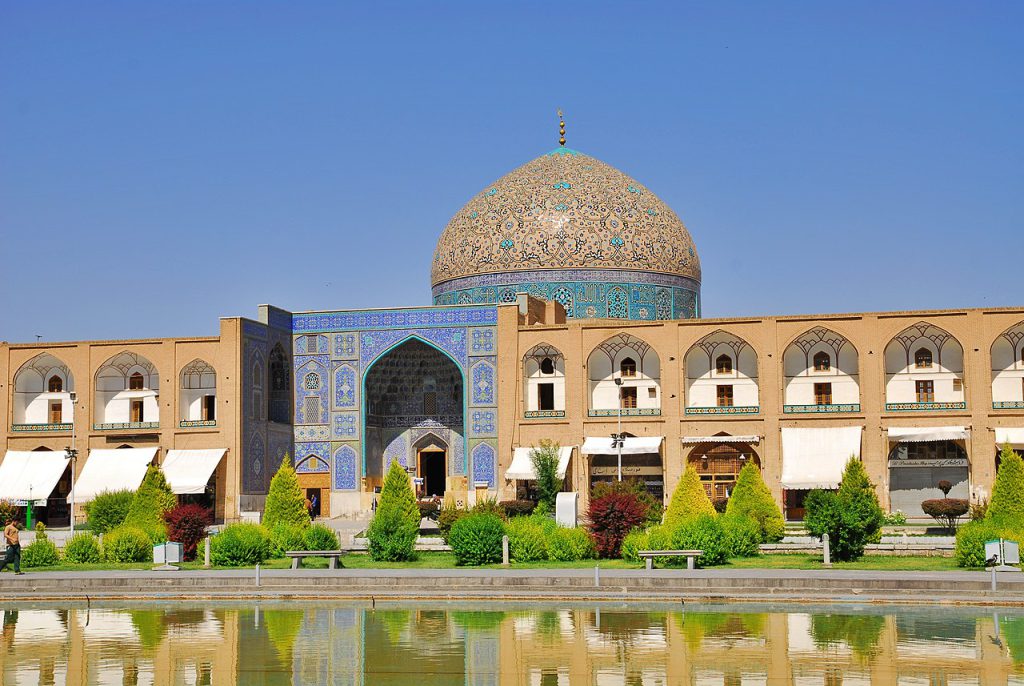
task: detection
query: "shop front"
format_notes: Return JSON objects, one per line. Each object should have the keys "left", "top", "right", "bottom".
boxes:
{"left": 581, "top": 436, "right": 664, "bottom": 501}
{"left": 887, "top": 427, "right": 969, "bottom": 518}
{"left": 780, "top": 426, "right": 863, "bottom": 520}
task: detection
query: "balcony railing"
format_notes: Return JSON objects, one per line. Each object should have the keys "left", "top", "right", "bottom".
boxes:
{"left": 685, "top": 406, "right": 759, "bottom": 415}
{"left": 179, "top": 420, "right": 218, "bottom": 428}
{"left": 11, "top": 422, "right": 73, "bottom": 433}
{"left": 588, "top": 408, "right": 662, "bottom": 417}
{"left": 885, "top": 401, "right": 966, "bottom": 412}
{"left": 523, "top": 410, "right": 566, "bottom": 419}
{"left": 784, "top": 403, "right": 861, "bottom": 414}
{"left": 93, "top": 422, "right": 160, "bottom": 430}
{"left": 993, "top": 401, "right": 1024, "bottom": 410}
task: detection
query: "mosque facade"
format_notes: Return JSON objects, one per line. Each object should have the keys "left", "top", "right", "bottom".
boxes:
{"left": 2, "top": 133, "right": 1024, "bottom": 524}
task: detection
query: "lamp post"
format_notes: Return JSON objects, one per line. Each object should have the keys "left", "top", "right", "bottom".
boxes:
{"left": 613, "top": 377, "right": 623, "bottom": 481}
{"left": 66, "top": 391, "right": 78, "bottom": 534}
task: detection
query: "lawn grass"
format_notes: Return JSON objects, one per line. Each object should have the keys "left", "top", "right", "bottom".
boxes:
{"left": 12, "top": 551, "right": 966, "bottom": 573}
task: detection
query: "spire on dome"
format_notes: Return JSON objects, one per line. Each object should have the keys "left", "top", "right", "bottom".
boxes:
{"left": 557, "top": 109, "right": 566, "bottom": 147}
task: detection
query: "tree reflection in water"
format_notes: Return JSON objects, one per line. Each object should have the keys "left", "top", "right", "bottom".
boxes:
{"left": 811, "top": 612, "right": 886, "bottom": 659}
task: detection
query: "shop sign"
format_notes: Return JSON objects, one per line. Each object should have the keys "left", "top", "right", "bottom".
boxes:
{"left": 888, "top": 458, "right": 968, "bottom": 468}
{"left": 591, "top": 466, "right": 663, "bottom": 476}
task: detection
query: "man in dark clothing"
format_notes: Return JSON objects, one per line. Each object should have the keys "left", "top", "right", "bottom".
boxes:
{"left": 0, "top": 518, "right": 23, "bottom": 574}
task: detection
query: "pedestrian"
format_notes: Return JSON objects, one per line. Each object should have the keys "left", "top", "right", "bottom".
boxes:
{"left": 304, "top": 495, "right": 313, "bottom": 518}
{"left": 310, "top": 492, "right": 319, "bottom": 519}
{"left": 0, "top": 517, "right": 23, "bottom": 575}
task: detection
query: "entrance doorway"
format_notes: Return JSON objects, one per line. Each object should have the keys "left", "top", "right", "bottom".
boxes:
{"left": 419, "top": 449, "right": 446, "bottom": 497}
{"left": 305, "top": 488, "right": 322, "bottom": 519}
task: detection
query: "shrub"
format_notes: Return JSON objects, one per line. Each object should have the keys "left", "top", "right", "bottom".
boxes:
{"left": 438, "top": 501, "right": 468, "bottom": 543}
{"left": 989, "top": 445, "right": 1024, "bottom": 527}
{"left": 970, "top": 499, "right": 989, "bottom": 521}
{"left": 921, "top": 499, "right": 969, "bottom": 534}
{"left": 367, "top": 461, "right": 420, "bottom": 562}
{"left": 21, "top": 536, "right": 60, "bottom": 568}
{"left": 263, "top": 455, "right": 311, "bottom": 530}
{"left": 620, "top": 528, "right": 648, "bottom": 564}
{"left": 547, "top": 527, "right": 596, "bottom": 561}
{"left": 499, "top": 500, "right": 537, "bottom": 518}
{"left": 270, "top": 522, "right": 308, "bottom": 557}
{"left": 955, "top": 519, "right": 1000, "bottom": 567}
{"left": 104, "top": 526, "right": 153, "bottom": 563}
{"left": 124, "top": 466, "right": 176, "bottom": 542}
{"left": 938, "top": 480, "right": 953, "bottom": 497}
{"left": 505, "top": 517, "right": 548, "bottom": 562}
{"left": 163, "top": 504, "right": 212, "bottom": 561}
{"left": 721, "top": 514, "right": 761, "bottom": 558}
{"left": 804, "top": 458, "right": 883, "bottom": 562}
{"left": 883, "top": 510, "right": 908, "bottom": 527}
{"left": 587, "top": 488, "right": 648, "bottom": 558}
{"left": 417, "top": 497, "right": 441, "bottom": 521}
{"left": 304, "top": 523, "right": 339, "bottom": 551}
{"left": 210, "top": 523, "right": 272, "bottom": 566}
{"left": 529, "top": 440, "right": 562, "bottom": 514}
{"left": 448, "top": 513, "right": 505, "bottom": 565}
{"left": 725, "top": 462, "right": 785, "bottom": 543}
{"left": 64, "top": 532, "right": 102, "bottom": 564}
{"left": 591, "top": 480, "right": 661, "bottom": 526}
{"left": 471, "top": 497, "right": 506, "bottom": 520}
{"left": 0, "top": 500, "right": 20, "bottom": 527}
{"left": 712, "top": 497, "right": 729, "bottom": 514}
{"left": 671, "top": 515, "right": 728, "bottom": 566}
{"left": 85, "top": 489, "right": 134, "bottom": 535}
{"left": 664, "top": 467, "right": 716, "bottom": 530}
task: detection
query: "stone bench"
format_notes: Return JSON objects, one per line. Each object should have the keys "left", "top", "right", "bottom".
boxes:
{"left": 638, "top": 549, "right": 704, "bottom": 570}
{"left": 285, "top": 550, "right": 348, "bottom": 569}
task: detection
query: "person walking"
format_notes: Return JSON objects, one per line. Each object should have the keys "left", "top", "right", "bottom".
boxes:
{"left": 0, "top": 517, "right": 23, "bottom": 575}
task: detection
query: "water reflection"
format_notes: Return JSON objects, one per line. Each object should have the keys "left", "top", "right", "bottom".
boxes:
{"left": 1, "top": 602, "right": 1023, "bottom": 684}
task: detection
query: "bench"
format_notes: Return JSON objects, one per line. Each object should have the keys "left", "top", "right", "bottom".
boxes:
{"left": 285, "top": 550, "right": 348, "bottom": 569}
{"left": 638, "top": 549, "right": 704, "bottom": 570}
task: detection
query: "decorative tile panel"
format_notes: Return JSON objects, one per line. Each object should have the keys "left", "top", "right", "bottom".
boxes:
{"left": 11, "top": 423, "right": 73, "bottom": 432}
{"left": 470, "top": 358, "right": 496, "bottom": 406}
{"left": 294, "top": 355, "right": 330, "bottom": 424}
{"left": 334, "top": 445, "right": 358, "bottom": 490}
{"left": 684, "top": 406, "right": 760, "bottom": 415}
{"left": 470, "top": 328, "right": 495, "bottom": 355}
{"left": 784, "top": 403, "right": 862, "bottom": 414}
{"left": 360, "top": 328, "right": 468, "bottom": 368}
{"left": 332, "top": 412, "right": 358, "bottom": 439}
{"left": 333, "top": 363, "right": 358, "bottom": 409}
{"left": 383, "top": 435, "right": 408, "bottom": 470}
{"left": 332, "top": 333, "right": 358, "bottom": 360}
{"left": 293, "top": 306, "right": 497, "bottom": 333}
{"left": 295, "top": 424, "right": 330, "bottom": 442}
{"left": 587, "top": 408, "right": 661, "bottom": 417}
{"left": 994, "top": 401, "right": 1024, "bottom": 410}
{"left": 93, "top": 422, "right": 160, "bottom": 430}
{"left": 471, "top": 410, "right": 496, "bottom": 437}
{"left": 523, "top": 410, "right": 566, "bottom": 419}
{"left": 885, "top": 401, "right": 967, "bottom": 412}
{"left": 471, "top": 442, "right": 496, "bottom": 488}
{"left": 295, "top": 442, "right": 331, "bottom": 473}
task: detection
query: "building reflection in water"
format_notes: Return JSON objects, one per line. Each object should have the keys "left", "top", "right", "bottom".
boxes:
{"left": 1, "top": 603, "right": 1024, "bottom": 684}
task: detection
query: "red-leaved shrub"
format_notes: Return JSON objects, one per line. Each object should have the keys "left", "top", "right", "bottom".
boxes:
{"left": 164, "top": 504, "right": 213, "bottom": 561}
{"left": 587, "top": 490, "right": 648, "bottom": 558}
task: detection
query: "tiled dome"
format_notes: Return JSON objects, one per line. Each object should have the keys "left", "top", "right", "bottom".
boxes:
{"left": 431, "top": 147, "right": 702, "bottom": 320}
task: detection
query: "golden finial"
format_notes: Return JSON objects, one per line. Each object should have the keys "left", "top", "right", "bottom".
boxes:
{"left": 558, "top": 109, "right": 566, "bottom": 146}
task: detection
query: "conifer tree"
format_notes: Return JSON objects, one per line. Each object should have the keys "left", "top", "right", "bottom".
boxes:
{"left": 367, "top": 460, "right": 421, "bottom": 561}
{"left": 725, "top": 462, "right": 785, "bottom": 542}
{"left": 125, "top": 465, "right": 177, "bottom": 538}
{"left": 663, "top": 465, "right": 717, "bottom": 530}
{"left": 805, "top": 457, "right": 883, "bottom": 561}
{"left": 988, "top": 444, "right": 1024, "bottom": 526}
{"left": 263, "top": 455, "right": 311, "bottom": 529}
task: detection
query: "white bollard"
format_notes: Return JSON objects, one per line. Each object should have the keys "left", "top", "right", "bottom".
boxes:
{"left": 256, "top": 563, "right": 261, "bottom": 587}
{"left": 502, "top": 535, "right": 509, "bottom": 567}
{"left": 204, "top": 537, "right": 211, "bottom": 568}
{"left": 594, "top": 565, "right": 600, "bottom": 587}
{"left": 822, "top": 533, "right": 832, "bottom": 568}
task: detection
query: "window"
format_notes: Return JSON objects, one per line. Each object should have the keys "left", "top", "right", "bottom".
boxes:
{"left": 129, "top": 372, "right": 145, "bottom": 390}
{"left": 715, "top": 354, "right": 733, "bottom": 375}
{"left": 423, "top": 391, "right": 437, "bottom": 415}
{"left": 303, "top": 372, "right": 320, "bottom": 390}
{"left": 303, "top": 396, "right": 321, "bottom": 422}
{"left": 648, "top": 387, "right": 657, "bottom": 399}
{"left": 47, "top": 375, "right": 63, "bottom": 393}
{"left": 814, "top": 382, "right": 832, "bottom": 405}
{"left": 49, "top": 401, "right": 62, "bottom": 423}
{"left": 269, "top": 346, "right": 290, "bottom": 423}
{"left": 620, "top": 358, "right": 637, "bottom": 378}
{"left": 540, "top": 358, "right": 555, "bottom": 375}
{"left": 953, "top": 378, "right": 963, "bottom": 393}
{"left": 716, "top": 385, "right": 734, "bottom": 407}
{"left": 916, "top": 380, "right": 935, "bottom": 403}
{"left": 202, "top": 395, "right": 216, "bottom": 422}
{"left": 538, "top": 383, "right": 554, "bottom": 410}
{"left": 914, "top": 348, "right": 933, "bottom": 369}
{"left": 620, "top": 386, "right": 637, "bottom": 409}
{"left": 130, "top": 399, "right": 144, "bottom": 422}
{"left": 305, "top": 335, "right": 319, "bottom": 354}
{"left": 813, "top": 352, "right": 831, "bottom": 372}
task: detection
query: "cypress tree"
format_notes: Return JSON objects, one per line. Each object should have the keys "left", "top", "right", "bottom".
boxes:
{"left": 125, "top": 465, "right": 177, "bottom": 539}
{"left": 663, "top": 466, "right": 717, "bottom": 530}
{"left": 263, "top": 455, "right": 311, "bottom": 529}
{"left": 367, "top": 460, "right": 420, "bottom": 561}
{"left": 725, "top": 462, "right": 785, "bottom": 542}
{"left": 989, "top": 444, "right": 1024, "bottom": 526}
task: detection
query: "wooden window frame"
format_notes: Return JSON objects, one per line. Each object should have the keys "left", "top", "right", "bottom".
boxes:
{"left": 813, "top": 352, "right": 831, "bottom": 372}
{"left": 130, "top": 399, "right": 144, "bottom": 423}
{"left": 715, "top": 354, "right": 733, "bottom": 375}
{"left": 47, "top": 375, "right": 63, "bottom": 393}
{"left": 538, "top": 383, "right": 555, "bottom": 411}
{"left": 915, "top": 379, "right": 935, "bottom": 403}
{"left": 620, "top": 386, "right": 638, "bottom": 409}
{"left": 128, "top": 372, "right": 145, "bottom": 391}
{"left": 620, "top": 358, "right": 637, "bottom": 378}
{"left": 914, "top": 348, "right": 933, "bottom": 369}
{"left": 716, "top": 385, "right": 734, "bottom": 407}
{"left": 202, "top": 394, "right": 216, "bottom": 422}
{"left": 49, "top": 400, "right": 63, "bottom": 424}
{"left": 814, "top": 382, "right": 832, "bottom": 405}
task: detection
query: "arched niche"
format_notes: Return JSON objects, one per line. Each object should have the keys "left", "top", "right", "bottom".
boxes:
{"left": 586, "top": 333, "right": 660, "bottom": 413}
{"left": 884, "top": 322, "right": 964, "bottom": 408}
{"left": 782, "top": 327, "right": 860, "bottom": 411}
{"left": 523, "top": 343, "right": 565, "bottom": 415}
{"left": 179, "top": 359, "right": 217, "bottom": 423}
{"left": 13, "top": 353, "right": 75, "bottom": 425}
{"left": 685, "top": 331, "right": 758, "bottom": 411}
{"left": 94, "top": 351, "right": 159, "bottom": 425}
{"left": 992, "top": 321, "right": 1024, "bottom": 408}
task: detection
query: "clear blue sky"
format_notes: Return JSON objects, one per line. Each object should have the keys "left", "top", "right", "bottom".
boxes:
{"left": 2, "top": 2, "right": 1021, "bottom": 343}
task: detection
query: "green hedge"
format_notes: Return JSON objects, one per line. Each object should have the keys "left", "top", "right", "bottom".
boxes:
{"left": 211, "top": 523, "right": 272, "bottom": 567}
{"left": 670, "top": 515, "right": 728, "bottom": 567}
{"left": 21, "top": 537, "right": 60, "bottom": 568}
{"left": 448, "top": 513, "right": 504, "bottom": 566}
{"left": 104, "top": 526, "right": 152, "bottom": 563}
{"left": 506, "top": 516, "right": 548, "bottom": 562}
{"left": 269, "top": 522, "right": 308, "bottom": 557}
{"left": 304, "top": 524, "right": 339, "bottom": 551}
{"left": 547, "top": 526, "right": 596, "bottom": 561}
{"left": 64, "top": 532, "right": 102, "bottom": 563}
{"left": 85, "top": 490, "right": 134, "bottom": 535}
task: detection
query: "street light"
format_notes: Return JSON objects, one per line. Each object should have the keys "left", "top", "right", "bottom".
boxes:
{"left": 613, "top": 377, "right": 624, "bottom": 481}
{"left": 66, "top": 391, "right": 78, "bottom": 534}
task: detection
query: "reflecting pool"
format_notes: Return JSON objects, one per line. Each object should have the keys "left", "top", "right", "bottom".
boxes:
{"left": 2, "top": 601, "right": 1024, "bottom": 684}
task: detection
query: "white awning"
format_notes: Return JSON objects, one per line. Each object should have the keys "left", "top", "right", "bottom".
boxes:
{"left": 71, "top": 447, "right": 157, "bottom": 502}
{"left": 581, "top": 436, "right": 664, "bottom": 455}
{"left": 681, "top": 435, "right": 761, "bottom": 445}
{"left": 996, "top": 428, "right": 1024, "bottom": 448}
{"left": 0, "top": 451, "right": 70, "bottom": 502}
{"left": 781, "top": 426, "right": 863, "bottom": 490}
{"left": 162, "top": 449, "right": 226, "bottom": 494}
{"left": 507, "top": 446, "right": 575, "bottom": 480}
{"left": 887, "top": 426, "right": 969, "bottom": 443}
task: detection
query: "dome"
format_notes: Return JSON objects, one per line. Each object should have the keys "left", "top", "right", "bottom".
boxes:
{"left": 431, "top": 147, "right": 701, "bottom": 320}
